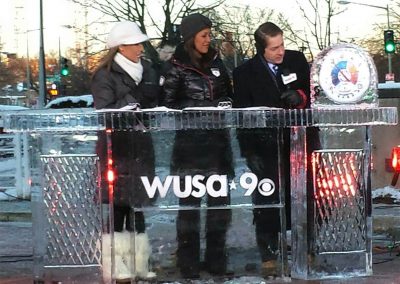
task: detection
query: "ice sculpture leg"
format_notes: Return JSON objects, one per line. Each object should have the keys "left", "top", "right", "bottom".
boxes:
{"left": 290, "top": 126, "right": 373, "bottom": 279}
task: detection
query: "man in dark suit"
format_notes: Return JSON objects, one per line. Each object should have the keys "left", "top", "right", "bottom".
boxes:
{"left": 232, "top": 22, "right": 313, "bottom": 276}
{"left": 233, "top": 22, "right": 310, "bottom": 108}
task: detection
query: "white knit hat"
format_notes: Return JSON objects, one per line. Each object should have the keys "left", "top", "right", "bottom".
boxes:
{"left": 107, "top": 21, "right": 149, "bottom": 48}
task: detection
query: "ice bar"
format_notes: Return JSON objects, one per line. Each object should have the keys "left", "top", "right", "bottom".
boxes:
{"left": 4, "top": 107, "right": 397, "bottom": 282}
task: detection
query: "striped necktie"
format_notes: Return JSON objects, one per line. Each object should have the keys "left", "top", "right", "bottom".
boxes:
{"left": 272, "top": 65, "right": 279, "bottom": 76}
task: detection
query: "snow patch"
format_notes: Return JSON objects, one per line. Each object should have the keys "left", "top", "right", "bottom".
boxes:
{"left": 45, "top": 94, "right": 93, "bottom": 109}
{"left": 0, "top": 105, "right": 29, "bottom": 111}
{"left": 0, "top": 187, "right": 18, "bottom": 201}
{"left": 372, "top": 186, "right": 400, "bottom": 203}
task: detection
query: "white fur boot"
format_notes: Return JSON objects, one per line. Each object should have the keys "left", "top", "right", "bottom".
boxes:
{"left": 114, "top": 231, "right": 133, "bottom": 280}
{"left": 102, "top": 232, "right": 132, "bottom": 282}
{"left": 101, "top": 233, "right": 112, "bottom": 284}
{"left": 132, "top": 232, "right": 156, "bottom": 279}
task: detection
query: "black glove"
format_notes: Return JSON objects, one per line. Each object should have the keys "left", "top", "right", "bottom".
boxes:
{"left": 280, "top": 89, "right": 303, "bottom": 107}
{"left": 137, "top": 83, "right": 162, "bottom": 108}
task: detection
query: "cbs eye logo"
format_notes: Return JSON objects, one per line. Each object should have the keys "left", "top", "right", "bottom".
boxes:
{"left": 239, "top": 173, "right": 275, "bottom": 196}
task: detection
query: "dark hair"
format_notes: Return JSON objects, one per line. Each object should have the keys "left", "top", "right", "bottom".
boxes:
{"left": 183, "top": 37, "right": 215, "bottom": 70}
{"left": 254, "top": 22, "right": 283, "bottom": 55}
{"left": 92, "top": 47, "right": 119, "bottom": 77}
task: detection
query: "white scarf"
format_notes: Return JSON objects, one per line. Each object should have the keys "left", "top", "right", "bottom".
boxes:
{"left": 114, "top": 52, "right": 143, "bottom": 85}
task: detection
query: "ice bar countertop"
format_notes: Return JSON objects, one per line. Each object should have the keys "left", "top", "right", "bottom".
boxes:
{"left": 3, "top": 106, "right": 398, "bottom": 132}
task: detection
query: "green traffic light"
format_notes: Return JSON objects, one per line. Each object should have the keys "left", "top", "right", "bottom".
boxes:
{"left": 61, "top": 68, "right": 69, "bottom": 76}
{"left": 384, "top": 30, "right": 396, "bottom": 54}
{"left": 385, "top": 42, "right": 396, "bottom": 53}
{"left": 60, "top": 57, "right": 69, "bottom": 76}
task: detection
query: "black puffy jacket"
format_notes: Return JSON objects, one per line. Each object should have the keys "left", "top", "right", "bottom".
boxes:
{"left": 163, "top": 43, "right": 233, "bottom": 109}
{"left": 162, "top": 44, "right": 234, "bottom": 179}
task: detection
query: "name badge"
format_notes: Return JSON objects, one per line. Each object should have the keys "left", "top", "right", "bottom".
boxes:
{"left": 281, "top": 73, "right": 297, "bottom": 85}
{"left": 211, "top": 68, "right": 221, "bottom": 77}
{"left": 159, "top": 76, "right": 165, "bottom": 86}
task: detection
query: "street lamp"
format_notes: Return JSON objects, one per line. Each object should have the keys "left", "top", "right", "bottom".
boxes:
{"left": 38, "top": 0, "right": 46, "bottom": 108}
{"left": 337, "top": 0, "right": 393, "bottom": 74}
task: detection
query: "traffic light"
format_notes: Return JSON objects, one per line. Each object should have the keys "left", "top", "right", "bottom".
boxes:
{"left": 384, "top": 30, "right": 396, "bottom": 54}
{"left": 60, "top": 57, "right": 70, "bottom": 76}
{"left": 48, "top": 82, "right": 59, "bottom": 96}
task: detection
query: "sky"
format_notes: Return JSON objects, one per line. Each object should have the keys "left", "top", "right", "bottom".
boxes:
{"left": 0, "top": 0, "right": 85, "bottom": 58}
{"left": 0, "top": 0, "right": 394, "bottom": 58}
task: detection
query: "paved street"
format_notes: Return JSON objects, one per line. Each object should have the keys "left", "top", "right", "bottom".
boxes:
{"left": 0, "top": 222, "right": 32, "bottom": 283}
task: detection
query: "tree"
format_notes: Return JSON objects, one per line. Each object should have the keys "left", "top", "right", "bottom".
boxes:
{"left": 357, "top": 27, "right": 400, "bottom": 83}
{"left": 200, "top": 4, "right": 304, "bottom": 77}
{"left": 278, "top": 0, "right": 345, "bottom": 61}
{"left": 0, "top": 57, "right": 29, "bottom": 89}
{"left": 210, "top": 5, "right": 275, "bottom": 60}
{"left": 68, "top": 0, "right": 226, "bottom": 64}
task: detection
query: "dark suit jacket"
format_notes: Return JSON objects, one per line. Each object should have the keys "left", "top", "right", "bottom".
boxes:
{"left": 232, "top": 51, "right": 317, "bottom": 231}
{"left": 233, "top": 50, "right": 310, "bottom": 109}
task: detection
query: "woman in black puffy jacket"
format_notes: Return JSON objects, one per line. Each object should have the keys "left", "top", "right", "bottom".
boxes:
{"left": 162, "top": 13, "right": 234, "bottom": 279}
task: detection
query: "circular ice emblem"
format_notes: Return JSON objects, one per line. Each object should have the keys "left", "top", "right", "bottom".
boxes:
{"left": 310, "top": 43, "right": 378, "bottom": 107}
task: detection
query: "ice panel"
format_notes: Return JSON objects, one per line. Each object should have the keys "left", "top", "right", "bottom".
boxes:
{"left": 4, "top": 107, "right": 397, "bottom": 133}
{"left": 12, "top": 107, "right": 395, "bottom": 281}
{"left": 291, "top": 126, "right": 373, "bottom": 280}
{"left": 33, "top": 154, "right": 102, "bottom": 282}
{"left": 131, "top": 207, "right": 287, "bottom": 281}
{"left": 313, "top": 150, "right": 366, "bottom": 253}
{"left": 99, "top": 128, "right": 287, "bottom": 209}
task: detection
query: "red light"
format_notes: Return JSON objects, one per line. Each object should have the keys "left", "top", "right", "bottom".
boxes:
{"left": 392, "top": 146, "right": 400, "bottom": 172}
{"left": 345, "top": 173, "right": 353, "bottom": 185}
{"left": 349, "top": 185, "right": 356, "bottom": 196}
{"left": 334, "top": 176, "right": 340, "bottom": 187}
{"left": 314, "top": 151, "right": 363, "bottom": 210}
{"left": 107, "top": 169, "right": 115, "bottom": 183}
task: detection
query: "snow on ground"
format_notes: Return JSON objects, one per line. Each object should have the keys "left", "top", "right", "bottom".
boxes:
{"left": 0, "top": 187, "right": 18, "bottom": 201}
{"left": 0, "top": 105, "right": 29, "bottom": 111}
{"left": 0, "top": 158, "right": 17, "bottom": 172}
{"left": 0, "top": 158, "right": 18, "bottom": 201}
